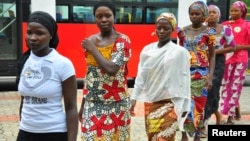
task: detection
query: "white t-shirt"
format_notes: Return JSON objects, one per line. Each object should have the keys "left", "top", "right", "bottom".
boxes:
{"left": 18, "top": 49, "right": 75, "bottom": 133}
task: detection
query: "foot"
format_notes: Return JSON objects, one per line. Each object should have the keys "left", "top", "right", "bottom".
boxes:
{"left": 225, "top": 121, "right": 234, "bottom": 125}
{"left": 200, "top": 128, "right": 207, "bottom": 138}
{"left": 181, "top": 132, "right": 189, "bottom": 141}
{"left": 193, "top": 134, "right": 200, "bottom": 141}
{"left": 224, "top": 116, "right": 234, "bottom": 125}
{"left": 234, "top": 114, "right": 241, "bottom": 120}
{"left": 235, "top": 107, "right": 241, "bottom": 120}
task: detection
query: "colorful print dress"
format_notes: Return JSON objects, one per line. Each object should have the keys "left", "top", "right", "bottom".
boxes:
{"left": 81, "top": 35, "right": 132, "bottom": 141}
{"left": 178, "top": 27, "right": 216, "bottom": 135}
{"left": 220, "top": 18, "right": 250, "bottom": 117}
{"left": 204, "top": 25, "right": 236, "bottom": 120}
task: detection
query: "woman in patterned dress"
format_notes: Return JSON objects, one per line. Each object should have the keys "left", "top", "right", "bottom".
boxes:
{"left": 220, "top": 1, "right": 250, "bottom": 125}
{"left": 204, "top": 4, "right": 236, "bottom": 125}
{"left": 78, "top": 1, "right": 132, "bottom": 141}
{"left": 177, "top": 1, "right": 216, "bottom": 141}
{"left": 201, "top": 4, "right": 236, "bottom": 137}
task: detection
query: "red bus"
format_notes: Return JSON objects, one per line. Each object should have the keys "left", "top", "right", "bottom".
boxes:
{"left": 0, "top": 0, "right": 249, "bottom": 90}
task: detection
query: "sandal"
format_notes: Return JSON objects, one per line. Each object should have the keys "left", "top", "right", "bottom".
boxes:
{"left": 200, "top": 131, "right": 207, "bottom": 138}
{"left": 200, "top": 127, "right": 207, "bottom": 138}
{"left": 234, "top": 114, "right": 241, "bottom": 120}
{"left": 223, "top": 120, "right": 235, "bottom": 125}
{"left": 222, "top": 116, "right": 235, "bottom": 125}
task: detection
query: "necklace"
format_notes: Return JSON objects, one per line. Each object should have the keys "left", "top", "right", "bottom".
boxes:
{"left": 191, "top": 25, "right": 203, "bottom": 31}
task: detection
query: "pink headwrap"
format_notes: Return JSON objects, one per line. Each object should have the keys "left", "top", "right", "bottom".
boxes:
{"left": 189, "top": 0, "right": 209, "bottom": 22}
{"left": 232, "top": 1, "right": 247, "bottom": 19}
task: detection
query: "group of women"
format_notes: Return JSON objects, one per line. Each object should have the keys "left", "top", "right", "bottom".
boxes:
{"left": 133, "top": 0, "right": 249, "bottom": 141}
{"left": 178, "top": 1, "right": 250, "bottom": 141}
{"left": 15, "top": 0, "right": 249, "bottom": 141}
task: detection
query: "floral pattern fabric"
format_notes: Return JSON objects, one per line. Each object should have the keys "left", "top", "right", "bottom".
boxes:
{"left": 144, "top": 99, "right": 178, "bottom": 141}
{"left": 204, "top": 25, "right": 236, "bottom": 119}
{"left": 178, "top": 27, "right": 216, "bottom": 136}
{"left": 81, "top": 35, "right": 132, "bottom": 141}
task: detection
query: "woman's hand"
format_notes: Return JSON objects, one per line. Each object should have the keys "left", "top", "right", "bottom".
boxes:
{"left": 206, "top": 77, "right": 212, "bottom": 90}
{"left": 130, "top": 100, "right": 136, "bottom": 117}
{"left": 78, "top": 107, "right": 83, "bottom": 123}
{"left": 81, "top": 38, "right": 95, "bottom": 52}
{"left": 181, "top": 111, "right": 187, "bottom": 117}
{"left": 78, "top": 97, "right": 85, "bottom": 123}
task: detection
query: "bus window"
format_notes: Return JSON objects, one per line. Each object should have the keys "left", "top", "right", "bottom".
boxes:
{"left": 78, "top": 0, "right": 142, "bottom": 1}
{"left": 56, "top": 5, "right": 69, "bottom": 22}
{"left": 147, "top": 0, "right": 178, "bottom": 2}
{"left": 116, "top": 6, "right": 142, "bottom": 24}
{"left": 73, "top": 6, "right": 94, "bottom": 23}
{"left": 0, "top": 2, "right": 17, "bottom": 60}
{"left": 146, "top": 7, "right": 178, "bottom": 23}
{"left": 72, "top": 5, "right": 142, "bottom": 24}
{"left": 117, "top": 13, "right": 131, "bottom": 23}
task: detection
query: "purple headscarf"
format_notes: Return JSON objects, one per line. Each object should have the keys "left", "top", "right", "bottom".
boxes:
{"left": 232, "top": 1, "right": 247, "bottom": 19}
{"left": 189, "top": 0, "right": 209, "bottom": 22}
{"left": 208, "top": 4, "right": 221, "bottom": 22}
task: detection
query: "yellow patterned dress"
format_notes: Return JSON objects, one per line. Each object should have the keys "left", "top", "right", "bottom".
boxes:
{"left": 81, "top": 35, "right": 132, "bottom": 141}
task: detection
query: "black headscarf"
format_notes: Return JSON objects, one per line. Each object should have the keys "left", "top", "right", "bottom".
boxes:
{"left": 93, "top": 1, "right": 116, "bottom": 18}
{"left": 28, "top": 11, "right": 59, "bottom": 49}
{"left": 16, "top": 11, "right": 59, "bottom": 85}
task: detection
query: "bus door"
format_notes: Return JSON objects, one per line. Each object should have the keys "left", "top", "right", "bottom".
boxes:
{"left": 0, "top": 0, "right": 22, "bottom": 87}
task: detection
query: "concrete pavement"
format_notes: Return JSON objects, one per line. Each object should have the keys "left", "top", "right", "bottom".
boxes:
{"left": 1, "top": 87, "right": 250, "bottom": 141}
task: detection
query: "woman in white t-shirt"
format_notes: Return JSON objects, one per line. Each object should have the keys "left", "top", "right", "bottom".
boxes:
{"left": 16, "top": 11, "right": 78, "bottom": 141}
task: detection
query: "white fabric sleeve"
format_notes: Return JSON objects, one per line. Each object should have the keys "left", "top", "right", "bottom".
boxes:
{"left": 59, "top": 57, "right": 75, "bottom": 81}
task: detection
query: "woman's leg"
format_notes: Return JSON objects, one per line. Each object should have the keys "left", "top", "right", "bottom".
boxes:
{"left": 194, "top": 130, "right": 201, "bottom": 141}
{"left": 235, "top": 105, "right": 241, "bottom": 120}
{"left": 220, "top": 63, "right": 235, "bottom": 124}
{"left": 224, "top": 63, "right": 247, "bottom": 123}
{"left": 181, "top": 131, "right": 189, "bottom": 141}
{"left": 215, "top": 110, "right": 222, "bottom": 125}
{"left": 226, "top": 116, "right": 234, "bottom": 124}
{"left": 182, "top": 78, "right": 207, "bottom": 141}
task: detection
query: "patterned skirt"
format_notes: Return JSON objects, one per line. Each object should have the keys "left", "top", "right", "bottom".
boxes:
{"left": 220, "top": 62, "right": 248, "bottom": 116}
{"left": 144, "top": 99, "right": 178, "bottom": 141}
{"left": 81, "top": 97, "right": 130, "bottom": 141}
{"left": 184, "top": 78, "right": 207, "bottom": 136}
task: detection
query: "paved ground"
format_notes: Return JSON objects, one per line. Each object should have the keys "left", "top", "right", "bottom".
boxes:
{"left": 1, "top": 87, "right": 250, "bottom": 141}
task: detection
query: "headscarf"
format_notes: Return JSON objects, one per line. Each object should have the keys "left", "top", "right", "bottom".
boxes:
{"left": 93, "top": 1, "right": 116, "bottom": 18}
{"left": 151, "top": 12, "right": 177, "bottom": 36}
{"left": 17, "top": 11, "right": 59, "bottom": 85}
{"left": 156, "top": 12, "right": 177, "bottom": 30}
{"left": 189, "top": 0, "right": 209, "bottom": 22}
{"left": 231, "top": 1, "right": 247, "bottom": 19}
{"left": 28, "top": 11, "right": 59, "bottom": 49}
{"left": 208, "top": 4, "right": 221, "bottom": 22}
